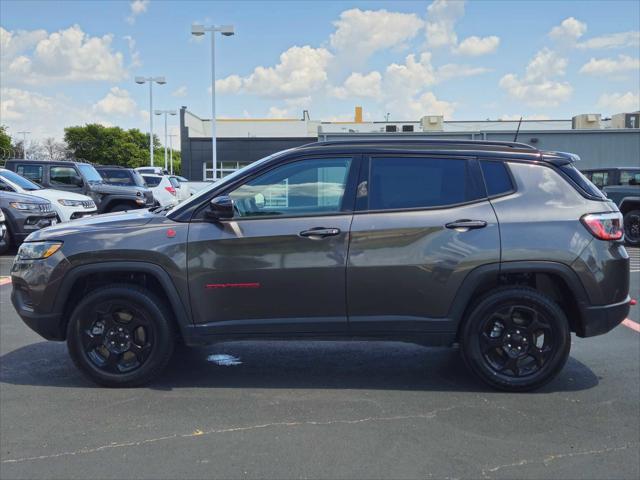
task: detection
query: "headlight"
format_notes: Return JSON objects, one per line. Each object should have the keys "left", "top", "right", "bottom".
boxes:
{"left": 58, "top": 199, "right": 83, "bottom": 207}
{"left": 9, "top": 202, "right": 42, "bottom": 212}
{"left": 17, "top": 241, "right": 63, "bottom": 260}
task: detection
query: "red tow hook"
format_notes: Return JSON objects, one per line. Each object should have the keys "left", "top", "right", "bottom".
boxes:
{"left": 631, "top": 299, "right": 637, "bottom": 306}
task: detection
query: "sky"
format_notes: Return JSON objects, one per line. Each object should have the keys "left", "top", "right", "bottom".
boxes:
{"left": 1, "top": 0, "right": 639, "bottom": 144}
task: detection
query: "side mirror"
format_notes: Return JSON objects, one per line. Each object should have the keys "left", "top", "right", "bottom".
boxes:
{"left": 206, "top": 195, "right": 234, "bottom": 221}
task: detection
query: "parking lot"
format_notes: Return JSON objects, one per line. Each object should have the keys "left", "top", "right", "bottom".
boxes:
{"left": 0, "top": 248, "right": 638, "bottom": 479}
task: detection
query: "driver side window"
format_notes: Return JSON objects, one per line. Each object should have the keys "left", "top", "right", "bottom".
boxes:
{"left": 229, "top": 158, "right": 352, "bottom": 218}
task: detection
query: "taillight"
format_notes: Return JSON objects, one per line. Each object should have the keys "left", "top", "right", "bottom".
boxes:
{"left": 581, "top": 212, "right": 623, "bottom": 240}
{"left": 165, "top": 186, "right": 176, "bottom": 196}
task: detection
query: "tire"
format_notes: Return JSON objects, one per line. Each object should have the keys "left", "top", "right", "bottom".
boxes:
{"left": 460, "top": 287, "right": 570, "bottom": 392}
{"left": 67, "top": 285, "right": 175, "bottom": 387}
{"left": 623, "top": 209, "right": 640, "bottom": 246}
{"left": 0, "top": 223, "right": 13, "bottom": 255}
{"left": 108, "top": 203, "right": 134, "bottom": 213}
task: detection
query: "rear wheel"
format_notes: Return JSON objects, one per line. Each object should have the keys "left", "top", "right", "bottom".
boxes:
{"left": 623, "top": 209, "right": 640, "bottom": 246}
{"left": 67, "top": 285, "right": 175, "bottom": 387}
{"left": 460, "top": 287, "right": 570, "bottom": 392}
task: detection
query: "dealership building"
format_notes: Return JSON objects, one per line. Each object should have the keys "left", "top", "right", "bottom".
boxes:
{"left": 179, "top": 106, "right": 640, "bottom": 181}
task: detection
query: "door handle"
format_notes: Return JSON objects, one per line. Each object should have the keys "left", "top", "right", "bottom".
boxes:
{"left": 445, "top": 219, "right": 487, "bottom": 231}
{"left": 299, "top": 227, "right": 341, "bottom": 238}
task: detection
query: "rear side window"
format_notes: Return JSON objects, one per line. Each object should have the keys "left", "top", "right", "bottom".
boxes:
{"left": 98, "top": 168, "right": 134, "bottom": 186}
{"left": 15, "top": 164, "right": 43, "bottom": 184}
{"left": 50, "top": 166, "right": 81, "bottom": 186}
{"left": 169, "top": 177, "right": 180, "bottom": 188}
{"left": 590, "top": 171, "right": 609, "bottom": 188}
{"left": 480, "top": 161, "right": 514, "bottom": 197}
{"left": 620, "top": 170, "right": 640, "bottom": 186}
{"left": 368, "top": 157, "right": 484, "bottom": 210}
{"left": 143, "top": 175, "right": 161, "bottom": 187}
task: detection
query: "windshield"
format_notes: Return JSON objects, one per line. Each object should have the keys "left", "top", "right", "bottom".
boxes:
{"left": 0, "top": 170, "right": 42, "bottom": 190}
{"left": 77, "top": 164, "right": 104, "bottom": 183}
{"left": 165, "top": 150, "right": 292, "bottom": 217}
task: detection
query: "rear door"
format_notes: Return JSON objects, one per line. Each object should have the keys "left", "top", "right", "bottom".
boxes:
{"left": 346, "top": 154, "right": 500, "bottom": 335}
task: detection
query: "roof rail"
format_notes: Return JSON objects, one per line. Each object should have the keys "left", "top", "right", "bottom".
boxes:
{"left": 305, "top": 138, "right": 538, "bottom": 151}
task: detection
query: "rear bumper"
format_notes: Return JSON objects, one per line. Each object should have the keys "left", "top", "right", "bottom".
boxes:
{"left": 577, "top": 296, "right": 631, "bottom": 338}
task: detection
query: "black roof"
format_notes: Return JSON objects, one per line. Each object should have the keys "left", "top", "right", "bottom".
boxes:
{"left": 307, "top": 138, "right": 538, "bottom": 151}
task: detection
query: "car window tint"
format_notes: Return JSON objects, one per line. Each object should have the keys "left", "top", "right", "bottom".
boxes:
{"left": 143, "top": 176, "right": 162, "bottom": 187}
{"left": 368, "top": 157, "right": 483, "bottom": 210}
{"left": 590, "top": 171, "right": 608, "bottom": 188}
{"left": 481, "top": 160, "right": 514, "bottom": 196}
{"left": 50, "top": 166, "right": 81, "bottom": 186}
{"left": 169, "top": 177, "right": 180, "bottom": 188}
{"left": 229, "top": 158, "right": 352, "bottom": 218}
{"left": 98, "top": 169, "right": 134, "bottom": 186}
{"left": 620, "top": 170, "right": 640, "bottom": 186}
{"left": 15, "top": 164, "right": 43, "bottom": 184}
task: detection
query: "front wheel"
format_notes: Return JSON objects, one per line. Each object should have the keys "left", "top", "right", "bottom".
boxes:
{"left": 623, "top": 209, "right": 640, "bottom": 246}
{"left": 460, "top": 287, "right": 570, "bottom": 392}
{"left": 67, "top": 285, "right": 175, "bottom": 387}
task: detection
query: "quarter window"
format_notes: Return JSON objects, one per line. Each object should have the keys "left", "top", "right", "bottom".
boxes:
{"left": 590, "top": 171, "right": 609, "bottom": 188}
{"left": 480, "top": 160, "right": 514, "bottom": 197}
{"left": 368, "top": 157, "right": 484, "bottom": 210}
{"left": 229, "top": 158, "right": 352, "bottom": 218}
{"left": 15, "top": 164, "right": 43, "bottom": 184}
{"left": 620, "top": 170, "right": 640, "bottom": 186}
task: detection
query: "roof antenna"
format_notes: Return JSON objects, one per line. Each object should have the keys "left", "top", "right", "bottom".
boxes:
{"left": 513, "top": 116, "right": 523, "bottom": 142}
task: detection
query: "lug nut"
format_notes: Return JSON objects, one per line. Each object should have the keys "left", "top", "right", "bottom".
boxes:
{"left": 516, "top": 330, "right": 520, "bottom": 334}
{"left": 507, "top": 334, "right": 511, "bottom": 338}
{"left": 508, "top": 344, "right": 512, "bottom": 348}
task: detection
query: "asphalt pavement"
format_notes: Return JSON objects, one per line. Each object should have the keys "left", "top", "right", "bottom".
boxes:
{"left": 1, "top": 249, "right": 638, "bottom": 479}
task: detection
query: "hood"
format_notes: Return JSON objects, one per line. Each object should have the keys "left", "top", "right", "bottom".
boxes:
{"left": 92, "top": 183, "right": 150, "bottom": 196}
{"left": 0, "top": 190, "right": 50, "bottom": 205}
{"left": 26, "top": 209, "right": 156, "bottom": 241}
{"left": 31, "top": 189, "right": 93, "bottom": 202}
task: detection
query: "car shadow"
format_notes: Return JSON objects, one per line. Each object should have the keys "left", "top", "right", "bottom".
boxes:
{"left": 0, "top": 340, "right": 599, "bottom": 393}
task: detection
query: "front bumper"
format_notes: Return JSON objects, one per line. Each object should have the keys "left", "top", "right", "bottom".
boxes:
{"left": 11, "top": 287, "right": 64, "bottom": 340}
{"left": 577, "top": 296, "right": 631, "bottom": 337}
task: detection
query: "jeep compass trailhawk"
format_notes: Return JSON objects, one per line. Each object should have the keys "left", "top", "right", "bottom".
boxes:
{"left": 11, "top": 140, "right": 631, "bottom": 391}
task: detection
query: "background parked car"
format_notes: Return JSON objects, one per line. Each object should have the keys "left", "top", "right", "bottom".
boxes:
{"left": 0, "top": 168, "right": 97, "bottom": 222}
{"left": 581, "top": 167, "right": 640, "bottom": 245}
{"left": 4, "top": 159, "right": 154, "bottom": 213}
{"left": 135, "top": 166, "right": 166, "bottom": 175}
{"left": 95, "top": 166, "right": 147, "bottom": 188}
{"left": 140, "top": 174, "right": 179, "bottom": 207}
{"left": 0, "top": 190, "right": 56, "bottom": 254}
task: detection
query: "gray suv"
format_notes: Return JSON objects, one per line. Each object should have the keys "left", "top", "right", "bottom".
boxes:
{"left": 4, "top": 159, "right": 154, "bottom": 213}
{"left": 0, "top": 190, "right": 57, "bottom": 254}
{"left": 10, "top": 140, "right": 631, "bottom": 391}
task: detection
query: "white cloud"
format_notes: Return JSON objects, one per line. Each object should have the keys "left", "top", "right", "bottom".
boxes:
{"left": 385, "top": 52, "right": 437, "bottom": 91}
{"left": 171, "top": 85, "right": 188, "bottom": 97}
{"left": 329, "top": 8, "right": 424, "bottom": 60}
{"left": 499, "top": 114, "right": 551, "bottom": 121}
{"left": 215, "top": 46, "right": 333, "bottom": 99}
{"left": 577, "top": 31, "right": 640, "bottom": 49}
{"left": 580, "top": 55, "right": 640, "bottom": 75}
{"left": 425, "top": 0, "right": 465, "bottom": 49}
{"left": 597, "top": 92, "right": 640, "bottom": 113}
{"left": 330, "top": 71, "right": 383, "bottom": 99}
{"left": 499, "top": 48, "right": 572, "bottom": 107}
{"left": 549, "top": 17, "right": 587, "bottom": 43}
{"left": 123, "top": 35, "right": 141, "bottom": 68}
{"left": 267, "top": 106, "right": 292, "bottom": 118}
{"left": 436, "top": 63, "right": 490, "bottom": 80}
{"left": 92, "top": 87, "right": 137, "bottom": 116}
{"left": 126, "top": 0, "right": 150, "bottom": 25}
{"left": 388, "top": 91, "right": 456, "bottom": 119}
{"left": 453, "top": 35, "right": 500, "bottom": 56}
{"left": 0, "top": 25, "right": 127, "bottom": 85}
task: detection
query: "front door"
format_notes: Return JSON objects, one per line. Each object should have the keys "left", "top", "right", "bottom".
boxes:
{"left": 187, "top": 156, "right": 357, "bottom": 335}
{"left": 347, "top": 155, "right": 500, "bottom": 335}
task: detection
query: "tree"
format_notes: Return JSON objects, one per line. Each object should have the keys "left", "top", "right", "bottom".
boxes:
{"left": 0, "top": 125, "right": 11, "bottom": 159}
{"left": 42, "top": 137, "right": 68, "bottom": 161}
{"left": 64, "top": 124, "right": 162, "bottom": 168}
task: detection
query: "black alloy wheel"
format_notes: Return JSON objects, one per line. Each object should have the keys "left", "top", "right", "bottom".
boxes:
{"left": 67, "top": 285, "right": 174, "bottom": 387}
{"left": 623, "top": 210, "right": 640, "bottom": 246}
{"left": 461, "top": 287, "right": 570, "bottom": 392}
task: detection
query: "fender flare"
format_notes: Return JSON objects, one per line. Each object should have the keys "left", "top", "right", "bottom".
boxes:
{"left": 619, "top": 196, "right": 640, "bottom": 212}
{"left": 448, "top": 260, "right": 590, "bottom": 324}
{"left": 53, "top": 261, "right": 192, "bottom": 338}
{"left": 100, "top": 195, "right": 143, "bottom": 212}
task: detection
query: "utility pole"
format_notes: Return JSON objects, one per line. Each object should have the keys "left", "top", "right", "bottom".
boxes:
{"left": 17, "top": 131, "right": 30, "bottom": 159}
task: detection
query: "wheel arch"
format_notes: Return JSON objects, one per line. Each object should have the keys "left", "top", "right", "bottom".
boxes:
{"left": 450, "top": 261, "right": 591, "bottom": 340}
{"left": 619, "top": 197, "right": 640, "bottom": 214}
{"left": 55, "top": 261, "right": 192, "bottom": 341}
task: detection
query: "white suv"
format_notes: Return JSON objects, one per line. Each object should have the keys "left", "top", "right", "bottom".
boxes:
{"left": 140, "top": 174, "right": 179, "bottom": 207}
{"left": 0, "top": 168, "right": 97, "bottom": 222}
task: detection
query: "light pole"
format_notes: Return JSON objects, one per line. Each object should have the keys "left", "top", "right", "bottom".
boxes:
{"left": 154, "top": 109, "right": 176, "bottom": 172}
{"left": 135, "top": 76, "right": 166, "bottom": 167}
{"left": 168, "top": 134, "right": 177, "bottom": 174}
{"left": 191, "top": 23, "right": 235, "bottom": 181}
{"left": 17, "top": 131, "right": 30, "bottom": 159}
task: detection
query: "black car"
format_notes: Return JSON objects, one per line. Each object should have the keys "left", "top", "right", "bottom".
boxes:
{"left": 10, "top": 139, "right": 630, "bottom": 391}
{"left": 0, "top": 190, "right": 57, "bottom": 254}
{"left": 581, "top": 167, "right": 640, "bottom": 245}
{"left": 3, "top": 159, "right": 154, "bottom": 213}
{"left": 94, "top": 165, "right": 148, "bottom": 189}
